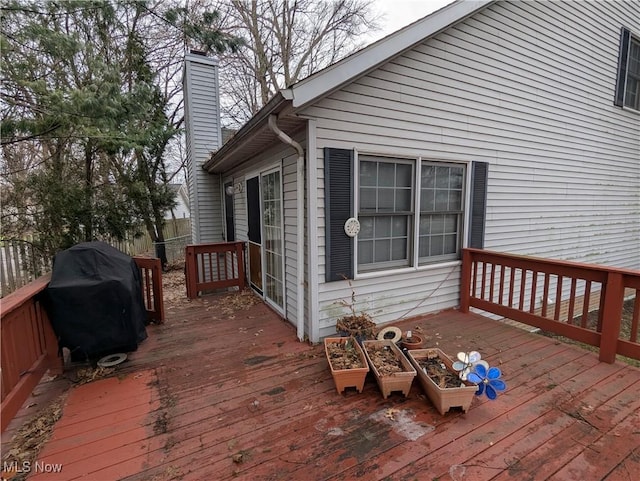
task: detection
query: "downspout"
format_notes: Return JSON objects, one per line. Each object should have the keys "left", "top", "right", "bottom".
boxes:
{"left": 267, "top": 114, "right": 305, "bottom": 342}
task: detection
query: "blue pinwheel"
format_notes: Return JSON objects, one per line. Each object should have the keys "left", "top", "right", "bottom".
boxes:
{"left": 467, "top": 363, "right": 506, "bottom": 400}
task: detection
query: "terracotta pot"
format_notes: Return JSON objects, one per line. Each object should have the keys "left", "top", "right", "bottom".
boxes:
{"left": 406, "top": 348, "right": 477, "bottom": 415}
{"left": 324, "top": 337, "right": 369, "bottom": 394}
{"left": 362, "top": 340, "right": 416, "bottom": 399}
{"left": 400, "top": 333, "right": 424, "bottom": 350}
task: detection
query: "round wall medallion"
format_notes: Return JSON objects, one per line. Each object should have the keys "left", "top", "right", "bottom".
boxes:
{"left": 344, "top": 217, "right": 360, "bottom": 237}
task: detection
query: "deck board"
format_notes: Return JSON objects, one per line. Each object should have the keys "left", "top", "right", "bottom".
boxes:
{"left": 19, "top": 291, "right": 640, "bottom": 481}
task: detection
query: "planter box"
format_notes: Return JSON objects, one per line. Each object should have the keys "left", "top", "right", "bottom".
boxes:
{"left": 324, "top": 337, "right": 369, "bottom": 394}
{"left": 407, "top": 348, "right": 477, "bottom": 415}
{"left": 362, "top": 340, "right": 416, "bottom": 399}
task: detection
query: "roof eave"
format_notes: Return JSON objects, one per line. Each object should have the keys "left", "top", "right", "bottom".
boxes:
{"left": 289, "top": 0, "right": 493, "bottom": 109}
{"left": 203, "top": 91, "right": 291, "bottom": 172}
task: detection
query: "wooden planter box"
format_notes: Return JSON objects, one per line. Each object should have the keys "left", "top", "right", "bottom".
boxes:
{"left": 406, "top": 348, "right": 478, "bottom": 415}
{"left": 324, "top": 337, "right": 369, "bottom": 394}
{"left": 362, "top": 340, "right": 416, "bottom": 399}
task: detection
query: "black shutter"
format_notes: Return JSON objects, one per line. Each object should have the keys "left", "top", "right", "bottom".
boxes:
{"left": 324, "top": 148, "right": 353, "bottom": 281}
{"left": 469, "top": 161, "right": 488, "bottom": 249}
{"left": 614, "top": 28, "right": 631, "bottom": 107}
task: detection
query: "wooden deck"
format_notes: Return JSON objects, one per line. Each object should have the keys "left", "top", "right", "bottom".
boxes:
{"left": 15, "top": 291, "right": 640, "bottom": 481}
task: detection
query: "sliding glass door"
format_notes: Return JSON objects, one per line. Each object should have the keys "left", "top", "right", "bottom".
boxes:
{"left": 246, "top": 168, "right": 284, "bottom": 313}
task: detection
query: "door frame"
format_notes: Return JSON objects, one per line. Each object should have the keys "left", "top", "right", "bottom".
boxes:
{"left": 245, "top": 164, "right": 286, "bottom": 317}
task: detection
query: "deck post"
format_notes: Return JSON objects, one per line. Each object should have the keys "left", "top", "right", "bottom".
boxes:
{"left": 460, "top": 249, "right": 472, "bottom": 313}
{"left": 236, "top": 242, "right": 246, "bottom": 290}
{"left": 185, "top": 245, "right": 197, "bottom": 299}
{"left": 598, "top": 271, "right": 624, "bottom": 363}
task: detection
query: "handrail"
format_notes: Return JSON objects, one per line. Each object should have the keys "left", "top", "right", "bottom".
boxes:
{"left": 460, "top": 248, "right": 640, "bottom": 363}
{"left": 185, "top": 242, "right": 246, "bottom": 298}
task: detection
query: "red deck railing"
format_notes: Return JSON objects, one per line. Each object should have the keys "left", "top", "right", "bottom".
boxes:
{"left": 185, "top": 242, "right": 246, "bottom": 299}
{"left": 0, "top": 256, "right": 164, "bottom": 432}
{"left": 460, "top": 248, "right": 640, "bottom": 363}
{"left": 0, "top": 274, "right": 61, "bottom": 432}
{"left": 134, "top": 256, "right": 165, "bottom": 323}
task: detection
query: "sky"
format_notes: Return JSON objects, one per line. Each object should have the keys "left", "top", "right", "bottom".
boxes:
{"left": 366, "top": 0, "right": 456, "bottom": 43}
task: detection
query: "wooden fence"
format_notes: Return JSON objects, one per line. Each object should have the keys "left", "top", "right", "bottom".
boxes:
{"left": 0, "top": 256, "right": 164, "bottom": 432}
{"left": 460, "top": 248, "right": 640, "bottom": 363}
{"left": 185, "top": 242, "right": 246, "bottom": 299}
{"left": 0, "top": 240, "right": 51, "bottom": 298}
{"left": 1, "top": 218, "right": 190, "bottom": 298}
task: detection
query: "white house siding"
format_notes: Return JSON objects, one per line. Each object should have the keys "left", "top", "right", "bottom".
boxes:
{"left": 184, "top": 54, "right": 224, "bottom": 244}
{"left": 303, "top": 0, "right": 640, "bottom": 336}
{"left": 225, "top": 138, "right": 306, "bottom": 328}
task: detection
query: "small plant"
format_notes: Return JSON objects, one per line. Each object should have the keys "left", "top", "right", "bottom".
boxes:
{"left": 326, "top": 338, "right": 365, "bottom": 370}
{"left": 335, "top": 279, "right": 376, "bottom": 341}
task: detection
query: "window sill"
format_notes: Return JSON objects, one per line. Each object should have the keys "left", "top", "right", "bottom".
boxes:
{"left": 354, "top": 260, "right": 462, "bottom": 281}
{"left": 621, "top": 105, "right": 640, "bottom": 114}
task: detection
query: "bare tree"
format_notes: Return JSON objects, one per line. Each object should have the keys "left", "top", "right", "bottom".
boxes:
{"left": 217, "top": 0, "right": 379, "bottom": 125}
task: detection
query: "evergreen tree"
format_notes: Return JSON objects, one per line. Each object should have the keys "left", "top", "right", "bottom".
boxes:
{"left": 1, "top": 0, "right": 239, "bottom": 266}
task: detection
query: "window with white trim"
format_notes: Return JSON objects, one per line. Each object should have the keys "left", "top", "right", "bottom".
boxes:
{"left": 323, "top": 147, "right": 486, "bottom": 282}
{"left": 418, "top": 162, "right": 464, "bottom": 263}
{"left": 357, "top": 156, "right": 465, "bottom": 273}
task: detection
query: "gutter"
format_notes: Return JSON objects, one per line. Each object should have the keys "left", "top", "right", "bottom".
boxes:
{"left": 203, "top": 92, "right": 289, "bottom": 172}
{"left": 267, "top": 114, "right": 305, "bottom": 342}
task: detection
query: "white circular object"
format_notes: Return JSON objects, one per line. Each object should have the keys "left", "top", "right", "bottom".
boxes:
{"left": 344, "top": 217, "right": 361, "bottom": 237}
{"left": 377, "top": 326, "right": 402, "bottom": 343}
{"left": 97, "top": 353, "right": 127, "bottom": 368}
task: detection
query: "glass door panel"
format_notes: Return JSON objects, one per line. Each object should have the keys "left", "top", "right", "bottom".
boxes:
{"left": 261, "top": 170, "right": 284, "bottom": 310}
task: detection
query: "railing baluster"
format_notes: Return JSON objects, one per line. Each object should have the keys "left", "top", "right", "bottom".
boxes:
{"left": 508, "top": 266, "right": 515, "bottom": 308}
{"left": 498, "top": 264, "right": 505, "bottom": 305}
{"left": 471, "top": 260, "right": 478, "bottom": 299}
{"left": 567, "top": 278, "right": 577, "bottom": 324}
{"left": 518, "top": 269, "right": 526, "bottom": 311}
{"left": 529, "top": 271, "right": 538, "bottom": 313}
{"left": 480, "top": 262, "right": 487, "bottom": 300}
{"left": 554, "top": 275, "right": 563, "bottom": 321}
{"left": 489, "top": 263, "right": 496, "bottom": 303}
{"left": 542, "top": 273, "right": 550, "bottom": 318}
{"left": 581, "top": 281, "right": 591, "bottom": 328}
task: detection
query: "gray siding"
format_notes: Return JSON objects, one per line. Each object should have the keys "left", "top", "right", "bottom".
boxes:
{"left": 282, "top": 154, "right": 299, "bottom": 326}
{"left": 184, "top": 54, "right": 224, "bottom": 243}
{"left": 304, "top": 0, "right": 640, "bottom": 336}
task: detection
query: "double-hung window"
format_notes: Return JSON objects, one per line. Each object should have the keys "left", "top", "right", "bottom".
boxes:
{"left": 358, "top": 156, "right": 413, "bottom": 272}
{"left": 357, "top": 155, "right": 465, "bottom": 274}
{"left": 418, "top": 162, "right": 464, "bottom": 264}
{"left": 615, "top": 28, "right": 640, "bottom": 110}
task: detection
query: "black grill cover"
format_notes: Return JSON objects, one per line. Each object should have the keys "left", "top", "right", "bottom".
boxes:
{"left": 44, "top": 241, "right": 148, "bottom": 361}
